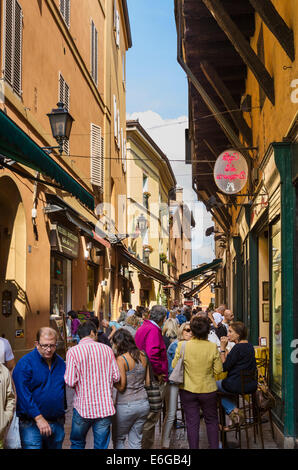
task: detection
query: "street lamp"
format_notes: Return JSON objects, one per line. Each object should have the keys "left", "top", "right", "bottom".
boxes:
{"left": 137, "top": 213, "right": 147, "bottom": 234}
{"left": 46, "top": 102, "right": 74, "bottom": 155}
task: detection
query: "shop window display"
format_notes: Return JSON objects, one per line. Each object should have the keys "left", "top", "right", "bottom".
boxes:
{"left": 271, "top": 219, "right": 282, "bottom": 398}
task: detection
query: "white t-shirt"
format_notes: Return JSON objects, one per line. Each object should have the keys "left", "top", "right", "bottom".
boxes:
{"left": 212, "top": 312, "right": 224, "bottom": 325}
{"left": 0, "top": 337, "right": 14, "bottom": 364}
{"left": 126, "top": 309, "right": 135, "bottom": 317}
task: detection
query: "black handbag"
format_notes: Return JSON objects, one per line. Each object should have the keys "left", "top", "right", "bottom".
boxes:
{"left": 144, "top": 355, "right": 162, "bottom": 413}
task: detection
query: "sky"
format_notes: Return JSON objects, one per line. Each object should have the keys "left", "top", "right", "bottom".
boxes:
{"left": 126, "top": 0, "right": 215, "bottom": 266}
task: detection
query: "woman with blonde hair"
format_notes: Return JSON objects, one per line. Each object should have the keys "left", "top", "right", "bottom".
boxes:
{"left": 160, "top": 322, "right": 192, "bottom": 449}
{"left": 162, "top": 318, "right": 179, "bottom": 350}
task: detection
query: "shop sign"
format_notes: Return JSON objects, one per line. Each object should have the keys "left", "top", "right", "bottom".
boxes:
{"left": 250, "top": 185, "right": 269, "bottom": 228}
{"left": 2, "top": 290, "right": 12, "bottom": 317}
{"left": 51, "top": 224, "right": 79, "bottom": 259}
{"left": 213, "top": 149, "right": 248, "bottom": 194}
{"left": 15, "top": 329, "right": 24, "bottom": 338}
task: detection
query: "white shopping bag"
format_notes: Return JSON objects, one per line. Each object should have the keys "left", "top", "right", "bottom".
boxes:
{"left": 4, "top": 412, "right": 21, "bottom": 449}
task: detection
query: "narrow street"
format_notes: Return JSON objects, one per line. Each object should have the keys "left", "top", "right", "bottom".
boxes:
{"left": 63, "top": 387, "right": 279, "bottom": 450}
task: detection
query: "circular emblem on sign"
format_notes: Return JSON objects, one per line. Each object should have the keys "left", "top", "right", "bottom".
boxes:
{"left": 213, "top": 149, "right": 248, "bottom": 194}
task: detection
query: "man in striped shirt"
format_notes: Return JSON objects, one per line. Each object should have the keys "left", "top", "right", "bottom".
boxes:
{"left": 64, "top": 321, "right": 120, "bottom": 449}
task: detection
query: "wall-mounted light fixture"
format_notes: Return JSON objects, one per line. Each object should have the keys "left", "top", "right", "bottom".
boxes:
{"left": 46, "top": 102, "right": 74, "bottom": 155}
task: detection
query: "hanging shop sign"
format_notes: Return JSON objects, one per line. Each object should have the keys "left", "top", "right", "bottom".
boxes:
{"left": 213, "top": 149, "right": 248, "bottom": 194}
{"left": 2, "top": 290, "right": 12, "bottom": 317}
{"left": 50, "top": 224, "right": 79, "bottom": 259}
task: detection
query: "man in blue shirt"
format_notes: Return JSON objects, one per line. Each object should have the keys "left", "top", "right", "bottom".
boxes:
{"left": 12, "top": 327, "right": 66, "bottom": 449}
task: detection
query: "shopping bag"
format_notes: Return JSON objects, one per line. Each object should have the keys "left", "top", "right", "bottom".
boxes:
{"left": 4, "top": 412, "right": 21, "bottom": 449}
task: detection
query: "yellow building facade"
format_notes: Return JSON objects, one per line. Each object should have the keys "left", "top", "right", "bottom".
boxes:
{"left": 0, "top": 0, "right": 131, "bottom": 357}
{"left": 126, "top": 121, "right": 176, "bottom": 309}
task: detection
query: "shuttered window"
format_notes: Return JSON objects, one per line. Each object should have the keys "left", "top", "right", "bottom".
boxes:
{"left": 113, "top": 94, "right": 117, "bottom": 138}
{"left": 91, "top": 20, "right": 98, "bottom": 85}
{"left": 113, "top": 0, "right": 120, "bottom": 48}
{"left": 121, "top": 129, "right": 127, "bottom": 173}
{"left": 59, "top": 73, "right": 70, "bottom": 155}
{"left": 60, "top": 0, "right": 70, "bottom": 28}
{"left": 90, "top": 123, "right": 104, "bottom": 191}
{"left": 3, "top": 0, "right": 23, "bottom": 96}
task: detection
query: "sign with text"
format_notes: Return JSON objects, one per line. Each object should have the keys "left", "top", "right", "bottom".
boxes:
{"left": 213, "top": 149, "right": 248, "bottom": 194}
{"left": 51, "top": 224, "right": 79, "bottom": 259}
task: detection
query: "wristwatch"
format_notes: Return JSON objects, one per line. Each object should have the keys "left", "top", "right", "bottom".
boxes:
{"left": 220, "top": 350, "right": 226, "bottom": 353}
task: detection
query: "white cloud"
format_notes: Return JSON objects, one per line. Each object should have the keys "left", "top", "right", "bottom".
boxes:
{"left": 126, "top": 110, "right": 214, "bottom": 266}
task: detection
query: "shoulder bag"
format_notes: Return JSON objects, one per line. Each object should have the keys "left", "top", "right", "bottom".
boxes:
{"left": 168, "top": 341, "right": 186, "bottom": 385}
{"left": 144, "top": 354, "right": 162, "bottom": 413}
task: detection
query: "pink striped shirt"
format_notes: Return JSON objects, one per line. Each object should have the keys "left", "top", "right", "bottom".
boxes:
{"left": 64, "top": 337, "right": 120, "bottom": 419}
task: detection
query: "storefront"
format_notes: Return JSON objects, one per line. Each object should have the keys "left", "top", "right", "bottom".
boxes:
{"left": 50, "top": 224, "right": 79, "bottom": 315}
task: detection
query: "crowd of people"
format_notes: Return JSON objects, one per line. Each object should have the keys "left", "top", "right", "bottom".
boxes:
{"left": 0, "top": 302, "right": 258, "bottom": 450}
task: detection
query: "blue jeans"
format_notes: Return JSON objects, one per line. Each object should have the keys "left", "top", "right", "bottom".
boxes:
{"left": 216, "top": 380, "right": 237, "bottom": 415}
{"left": 19, "top": 417, "right": 65, "bottom": 449}
{"left": 70, "top": 408, "right": 112, "bottom": 449}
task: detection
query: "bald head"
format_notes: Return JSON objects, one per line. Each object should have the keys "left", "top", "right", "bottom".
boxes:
{"left": 216, "top": 305, "right": 226, "bottom": 315}
{"left": 36, "top": 327, "right": 58, "bottom": 342}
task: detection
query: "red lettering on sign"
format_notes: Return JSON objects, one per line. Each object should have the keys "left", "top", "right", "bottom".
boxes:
{"left": 224, "top": 163, "right": 237, "bottom": 172}
{"left": 222, "top": 151, "right": 239, "bottom": 163}
{"left": 216, "top": 172, "right": 247, "bottom": 181}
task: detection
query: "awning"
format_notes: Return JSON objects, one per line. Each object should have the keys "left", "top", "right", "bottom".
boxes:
{"left": 45, "top": 193, "right": 110, "bottom": 248}
{"left": 184, "top": 274, "right": 215, "bottom": 298}
{"left": 118, "top": 244, "right": 174, "bottom": 285}
{"left": 0, "top": 110, "right": 94, "bottom": 211}
{"left": 178, "top": 258, "right": 222, "bottom": 284}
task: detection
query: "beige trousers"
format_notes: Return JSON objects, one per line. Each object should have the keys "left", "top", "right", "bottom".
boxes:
{"left": 141, "top": 381, "right": 167, "bottom": 449}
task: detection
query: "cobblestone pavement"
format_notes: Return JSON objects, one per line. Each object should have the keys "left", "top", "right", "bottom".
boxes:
{"left": 63, "top": 387, "right": 280, "bottom": 450}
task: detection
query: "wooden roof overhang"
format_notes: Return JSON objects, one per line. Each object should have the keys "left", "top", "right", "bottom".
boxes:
{"left": 178, "top": 0, "right": 257, "bottom": 230}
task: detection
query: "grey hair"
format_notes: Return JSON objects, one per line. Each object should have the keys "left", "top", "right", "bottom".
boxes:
{"left": 149, "top": 305, "right": 167, "bottom": 325}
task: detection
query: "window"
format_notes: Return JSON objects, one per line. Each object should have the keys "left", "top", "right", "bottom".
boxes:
{"left": 122, "top": 53, "right": 126, "bottom": 86}
{"left": 90, "top": 123, "right": 104, "bottom": 191}
{"left": 59, "top": 73, "right": 70, "bottom": 155}
{"left": 121, "top": 131, "right": 127, "bottom": 173}
{"left": 113, "top": 95, "right": 120, "bottom": 149}
{"left": 60, "top": 0, "right": 70, "bottom": 28}
{"left": 3, "top": 0, "right": 23, "bottom": 96}
{"left": 91, "top": 20, "right": 98, "bottom": 85}
{"left": 271, "top": 218, "right": 282, "bottom": 398}
{"left": 113, "top": 0, "right": 120, "bottom": 48}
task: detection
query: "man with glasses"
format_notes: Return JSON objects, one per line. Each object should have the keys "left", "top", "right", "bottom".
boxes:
{"left": 12, "top": 327, "right": 66, "bottom": 449}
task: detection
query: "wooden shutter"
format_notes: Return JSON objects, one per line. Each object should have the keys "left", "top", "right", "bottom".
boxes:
{"left": 120, "top": 128, "right": 127, "bottom": 173}
{"left": 91, "top": 20, "right": 98, "bottom": 85}
{"left": 3, "top": 0, "right": 23, "bottom": 95}
{"left": 117, "top": 109, "right": 120, "bottom": 148}
{"left": 91, "top": 123, "right": 104, "bottom": 191}
{"left": 13, "top": 0, "right": 22, "bottom": 96}
{"left": 116, "top": 10, "right": 120, "bottom": 48}
{"left": 59, "top": 73, "right": 70, "bottom": 155}
{"left": 60, "top": 0, "right": 70, "bottom": 28}
{"left": 113, "top": 95, "right": 117, "bottom": 138}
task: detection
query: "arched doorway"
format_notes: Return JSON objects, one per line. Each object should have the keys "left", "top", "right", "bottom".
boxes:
{"left": 0, "top": 176, "right": 26, "bottom": 353}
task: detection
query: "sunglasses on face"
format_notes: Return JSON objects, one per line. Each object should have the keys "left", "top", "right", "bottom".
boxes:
{"left": 184, "top": 328, "right": 191, "bottom": 333}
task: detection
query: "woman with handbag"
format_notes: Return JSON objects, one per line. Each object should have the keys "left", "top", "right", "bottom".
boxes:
{"left": 111, "top": 329, "right": 150, "bottom": 449}
{"left": 161, "top": 322, "right": 192, "bottom": 448}
{"left": 172, "top": 316, "right": 223, "bottom": 449}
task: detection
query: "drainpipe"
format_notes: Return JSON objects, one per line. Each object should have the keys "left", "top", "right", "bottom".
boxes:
{"left": 176, "top": 0, "right": 252, "bottom": 164}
